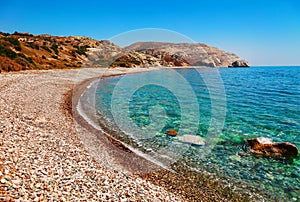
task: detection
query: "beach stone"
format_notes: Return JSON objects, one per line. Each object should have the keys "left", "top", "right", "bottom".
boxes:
{"left": 165, "top": 129, "right": 178, "bottom": 137}
{"left": 12, "top": 179, "right": 22, "bottom": 185}
{"left": 1, "top": 178, "right": 7, "bottom": 184}
{"left": 178, "top": 135, "right": 205, "bottom": 146}
{"left": 35, "top": 116, "right": 46, "bottom": 123}
{"left": 247, "top": 137, "right": 298, "bottom": 157}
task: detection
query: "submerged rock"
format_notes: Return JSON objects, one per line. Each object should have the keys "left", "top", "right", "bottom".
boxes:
{"left": 178, "top": 135, "right": 205, "bottom": 146}
{"left": 165, "top": 129, "right": 178, "bottom": 137}
{"left": 247, "top": 137, "right": 298, "bottom": 157}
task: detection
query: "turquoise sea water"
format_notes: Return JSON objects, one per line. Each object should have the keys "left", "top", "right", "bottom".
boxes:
{"left": 85, "top": 66, "right": 300, "bottom": 200}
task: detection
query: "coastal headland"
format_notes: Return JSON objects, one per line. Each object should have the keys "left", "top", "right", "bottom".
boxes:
{"left": 0, "top": 32, "right": 249, "bottom": 73}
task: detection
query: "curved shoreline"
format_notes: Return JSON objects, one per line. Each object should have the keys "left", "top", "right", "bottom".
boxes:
{"left": 70, "top": 70, "right": 165, "bottom": 174}
{"left": 0, "top": 67, "right": 268, "bottom": 201}
{"left": 70, "top": 68, "right": 267, "bottom": 201}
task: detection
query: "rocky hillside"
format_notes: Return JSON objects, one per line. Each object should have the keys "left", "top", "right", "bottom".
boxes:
{"left": 0, "top": 32, "right": 120, "bottom": 72}
{"left": 125, "top": 42, "right": 246, "bottom": 67}
{"left": 110, "top": 49, "right": 190, "bottom": 68}
{"left": 0, "top": 32, "right": 248, "bottom": 72}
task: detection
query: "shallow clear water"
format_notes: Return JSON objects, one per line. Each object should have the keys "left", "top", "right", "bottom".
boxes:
{"left": 87, "top": 66, "right": 300, "bottom": 200}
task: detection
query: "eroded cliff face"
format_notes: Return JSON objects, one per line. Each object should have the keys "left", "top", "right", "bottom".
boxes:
{"left": 0, "top": 32, "right": 248, "bottom": 72}
{"left": 125, "top": 42, "right": 244, "bottom": 67}
{"left": 109, "top": 49, "right": 190, "bottom": 68}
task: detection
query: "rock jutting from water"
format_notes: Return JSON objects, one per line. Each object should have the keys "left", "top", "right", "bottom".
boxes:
{"left": 228, "top": 60, "right": 250, "bottom": 67}
{"left": 246, "top": 137, "right": 298, "bottom": 157}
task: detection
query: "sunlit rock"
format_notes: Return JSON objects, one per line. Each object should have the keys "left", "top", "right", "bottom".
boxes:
{"left": 247, "top": 137, "right": 298, "bottom": 157}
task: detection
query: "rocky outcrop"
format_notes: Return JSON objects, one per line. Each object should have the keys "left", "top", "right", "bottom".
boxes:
{"left": 109, "top": 49, "right": 190, "bottom": 68}
{"left": 85, "top": 40, "right": 123, "bottom": 67}
{"left": 247, "top": 137, "right": 298, "bottom": 157}
{"left": 137, "top": 49, "right": 190, "bottom": 66}
{"left": 125, "top": 42, "right": 244, "bottom": 67}
{"left": 109, "top": 51, "right": 161, "bottom": 68}
{"left": 229, "top": 60, "right": 250, "bottom": 67}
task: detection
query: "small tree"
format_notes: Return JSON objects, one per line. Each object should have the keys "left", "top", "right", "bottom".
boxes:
{"left": 51, "top": 43, "right": 59, "bottom": 55}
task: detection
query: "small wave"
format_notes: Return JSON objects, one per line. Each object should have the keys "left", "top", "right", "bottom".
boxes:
{"left": 86, "top": 79, "right": 99, "bottom": 89}
{"left": 121, "top": 143, "right": 171, "bottom": 171}
{"left": 77, "top": 99, "right": 103, "bottom": 131}
{"left": 77, "top": 86, "right": 172, "bottom": 171}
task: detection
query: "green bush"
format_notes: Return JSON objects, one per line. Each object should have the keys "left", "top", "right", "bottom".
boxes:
{"left": 0, "top": 45, "right": 17, "bottom": 59}
{"left": 75, "top": 45, "right": 90, "bottom": 56}
{"left": 13, "top": 32, "right": 33, "bottom": 37}
{"left": 71, "top": 50, "right": 77, "bottom": 57}
{"left": 15, "top": 57, "right": 31, "bottom": 67}
{"left": 41, "top": 45, "right": 52, "bottom": 53}
{"left": 52, "top": 55, "right": 58, "bottom": 59}
{"left": 27, "top": 42, "right": 39, "bottom": 50}
{"left": 16, "top": 53, "right": 34, "bottom": 64}
{"left": 0, "top": 32, "right": 10, "bottom": 36}
{"left": 7, "top": 37, "right": 21, "bottom": 51}
{"left": 51, "top": 43, "right": 59, "bottom": 55}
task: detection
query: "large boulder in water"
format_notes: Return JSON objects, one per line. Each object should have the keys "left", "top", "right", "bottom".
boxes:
{"left": 247, "top": 137, "right": 298, "bottom": 157}
{"left": 229, "top": 60, "right": 250, "bottom": 67}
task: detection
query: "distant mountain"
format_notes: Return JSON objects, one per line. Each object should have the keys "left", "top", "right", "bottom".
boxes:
{"left": 0, "top": 32, "right": 249, "bottom": 72}
{"left": 125, "top": 42, "right": 246, "bottom": 67}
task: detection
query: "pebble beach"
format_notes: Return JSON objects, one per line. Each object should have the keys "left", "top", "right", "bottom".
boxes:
{"left": 0, "top": 67, "right": 260, "bottom": 202}
{"left": 0, "top": 68, "right": 186, "bottom": 201}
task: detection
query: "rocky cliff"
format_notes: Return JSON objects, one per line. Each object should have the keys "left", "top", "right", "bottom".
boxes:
{"left": 125, "top": 42, "right": 245, "bottom": 67}
{"left": 109, "top": 49, "right": 190, "bottom": 68}
{"left": 0, "top": 32, "right": 249, "bottom": 72}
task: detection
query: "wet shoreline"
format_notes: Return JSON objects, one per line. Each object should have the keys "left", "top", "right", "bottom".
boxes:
{"left": 73, "top": 68, "right": 269, "bottom": 201}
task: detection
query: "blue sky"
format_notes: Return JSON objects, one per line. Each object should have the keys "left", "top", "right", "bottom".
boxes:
{"left": 1, "top": 0, "right": 300, "bottom": 66}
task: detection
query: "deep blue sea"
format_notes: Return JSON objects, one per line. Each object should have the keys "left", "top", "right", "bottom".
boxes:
{"left": 82, "top": 66, "right": 300, "bottom": 200}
